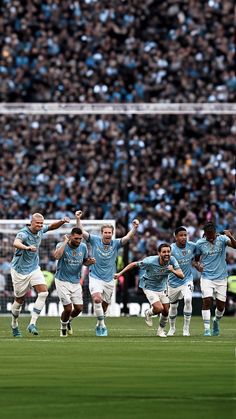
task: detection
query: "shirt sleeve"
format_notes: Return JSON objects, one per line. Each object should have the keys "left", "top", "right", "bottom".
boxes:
{"left": 137, "top": 257, "right": 148, "bottom": 269}
{"left": 195, "top": 243, "right": 202, "bottom": 256}
{"left": 221, "top": 234, "right": 231, "bottom": 246}
{"left": 115, "top": 238, "right": 122, "bottom": 249}
{"left": 16, "top": 231, "right": 27, "bottom": 241}
{"left": 88, "top": 234, "right": 96, "bottom": 245}
{"left": 172, "top": 257, "right": 180, "bottom": 270}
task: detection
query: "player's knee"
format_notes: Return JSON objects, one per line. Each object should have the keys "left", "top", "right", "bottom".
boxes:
{"left": 16, "top": 297, "right": 25, "bottom": 305}
{"left": 64, "top": 304, "right": 72, "bottom": 314}
{"left": 162, "top": 307, "right": 169, "bottom": 317}
{"left": 169, "top": 302, "right": 178, "bottom": 315}
{"left": 216, "top": 300, "right": 225, "bottom": 312}
{"left": 152, "top": 303, "right": 162, "bottom": 315}
{"left": 74, "top": 305, "right": 83, "bottom": 315}
{"left": 93, "top": 296, "right": 102, "bottom": 304}
{"left": 202, "top": 297, "right": 211, "bottom": 309}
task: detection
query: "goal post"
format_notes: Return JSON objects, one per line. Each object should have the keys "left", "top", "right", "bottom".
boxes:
{"left": 0, "top": 219, "right": 120, "bottom": 317}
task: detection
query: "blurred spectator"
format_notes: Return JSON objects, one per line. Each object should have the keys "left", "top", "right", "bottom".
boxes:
{"left": 0, "top": 0, "right": 234, "bottom": 103}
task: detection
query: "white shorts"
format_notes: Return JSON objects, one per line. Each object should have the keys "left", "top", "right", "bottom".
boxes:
{"left": 55, "top": 278, "right": 83, "bottom": 306}
{"left": 168, "top": 282, "right": 194, "bottom": 304}
{"left": 200, "top": 278, "right": 227, "bottom": 302}
{"left": 11, "top": 267, "right": 46, "bottom": 298}
{"left": 143, "top": 289, "right": 169, "bottom": 305}
{"left": 89, "top": 276, "right": 115, "bottom": 305}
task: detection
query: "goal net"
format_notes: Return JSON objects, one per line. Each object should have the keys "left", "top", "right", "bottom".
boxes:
{"left": 0, "top": 219, "right": 120, "bottom": 317}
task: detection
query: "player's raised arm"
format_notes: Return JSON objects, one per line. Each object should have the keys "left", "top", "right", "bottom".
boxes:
{"left": 223, "top": 230, "right": 236, "bottom": 249}
{"left": 48, "top": 216, "right": 70, "bottom": 231}
{"left": 54, "top": 235, "right": 70, "bottom": 260}
{"left": 114, "top": 261, "right": 138, "bottom": 279}
{"left": 121, "top": 219, "right": 139, "bottom": 245}
{"left": 75, "top": 210, "right": 89, "bottom": 240}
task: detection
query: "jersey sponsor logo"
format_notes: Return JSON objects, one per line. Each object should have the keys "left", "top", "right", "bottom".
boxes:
{"left": 202, "top": 243, "right": 223, "bottom": 255}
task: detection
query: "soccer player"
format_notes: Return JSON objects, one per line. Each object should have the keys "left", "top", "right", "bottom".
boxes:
{"left": 195, "top": 222, "right": 236, "bottom": 336}
{"left": 75, "top": 210, "right": 139, "bottom": 337}
{"left": 11, "top": 213, "right": 70, "bottom": 337}
{"left": 115, "top": 243, "right": 184, "bottom": 338}
{"left": 167, "top": 226, "right": 198, "bottom": 337}
{"left": 54, "top": 227, "right": 95, "bottom": 337}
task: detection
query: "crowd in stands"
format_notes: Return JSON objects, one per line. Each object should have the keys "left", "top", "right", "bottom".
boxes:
{"left": 0, "top": 0, "right": 235, "bottom": 103}
{"left": 0, "top": 114, "right": 235, "bottom": 273}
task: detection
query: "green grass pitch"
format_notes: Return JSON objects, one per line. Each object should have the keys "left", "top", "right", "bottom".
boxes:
{"left": 0, "top": 316, "right": 235, "bottom": 419}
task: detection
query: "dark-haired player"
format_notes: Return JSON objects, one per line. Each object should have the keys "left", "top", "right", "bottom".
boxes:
{"left": 167, "top": 226, "right": 198, "bottom": 337}
{"left": 54, "top": 227, "right": 95, "bottom": 337}
{"left": 115, "top": 243, "right": 184, "bottom": 338}
{"left": 195, "top": 222, "right": 236, "bottom": 336}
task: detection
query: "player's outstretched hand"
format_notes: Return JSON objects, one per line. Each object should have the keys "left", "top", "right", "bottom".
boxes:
{"left": 192, "top": 261, "right": 204, "bottom": 272}
{"left": 86, "top": 257, "right": 96, "bottom": 266}
{"left": 223, "top": 230, "right": 233, "bottom": 238}
{"left": 75, "top": 210, "right": 83, "bottom": 219}
{"left": 62, "top": 216, "right": 70, "bottom": 223}
{"left": 132, "top": 219, "right": 140, "bottom": 229}
{"left": 114, "top": 272, "right": 121, "bottom": 279}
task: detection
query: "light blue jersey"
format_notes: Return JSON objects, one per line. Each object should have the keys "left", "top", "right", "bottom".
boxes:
{"left": 88, "top": 234, "right": 122, "bottom": 282}
{"left": 138, "top": 266, "right": 146, "bottom": 289}
{"left": 168, "top": 241, "right": 196, "bottom": 287}
{"left": 11, "top": 225, "right": 49, "bottom": 274}
{"left": 195, "top": 235, "right": 230, "bottom": 280}
{"left": 137, "top": 255, "right": 180, "bottom": 292}
{"left": 55, "top": 242, "right": 88, "bottom": 284}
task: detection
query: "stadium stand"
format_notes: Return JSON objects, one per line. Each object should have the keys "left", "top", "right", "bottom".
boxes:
{"left": 0, "top": 0, "right": 235, "bottom": 102}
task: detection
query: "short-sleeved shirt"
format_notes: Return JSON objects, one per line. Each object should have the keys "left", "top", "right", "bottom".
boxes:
{"left": 138, "top": 266, "right": 146, "bottom": 289}
{"left": 195, "top": 235, "right": 230, "bottom": 280}
{"left": 87, "top": 234, "right": 122, "bottom": 282}
{"left": 168, "top": 241, "right": 196, "bottom": 288}
{"left": 55, "top": 242, "right": 88, "bottom": 284}
{"left": 11, "top": 225, "right": 49, "bottom": 274}
{"left": 137, "top": 255, "right": 180, "bottom": 292}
